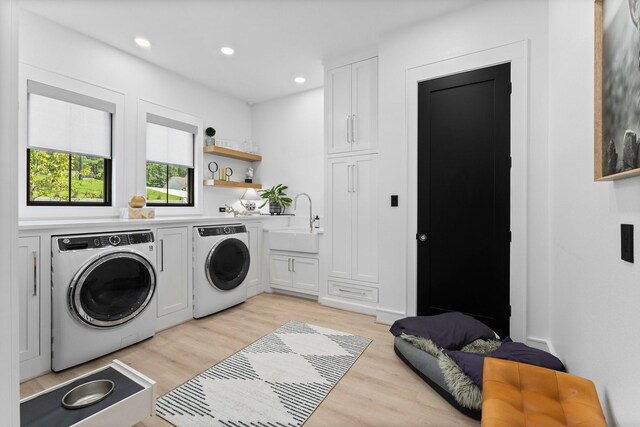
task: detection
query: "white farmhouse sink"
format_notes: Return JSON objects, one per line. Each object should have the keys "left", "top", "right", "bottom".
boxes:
{"left": 269, "top": 228, "right": 319, "bottom": 253}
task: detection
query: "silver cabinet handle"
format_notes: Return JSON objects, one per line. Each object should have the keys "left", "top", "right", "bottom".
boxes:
{"left": 159, "top": 239, "right": 164, "bottom": 272}
{"left": 288, "top": 258, "right": 291, "bottom": 272}
{"left": 352, "top": 164, "right": 357, "bottom": 193}
{"left": 351, "top": 114, "right": 356, "bottom": 143}
{"left": 338, "top": 288, "right": 366, "bottom": 296}
{"left": 292, "top": 258, "right": 295, "bottom": 273}
{"left": 347, "top": 165, "right": 352, "bottom": 193}
{"left": 346, "top": 115, "right": 350, "bottom": 143}
{"left": 32, "top": 250, "right": 37, "bottom": 297}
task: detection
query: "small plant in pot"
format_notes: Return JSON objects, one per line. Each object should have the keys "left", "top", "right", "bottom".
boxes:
{"left": 205, "top": 127, "right": 216, "bottom": 146}
{"left": 258, "top": 184, "right": 292, "bottom": 215}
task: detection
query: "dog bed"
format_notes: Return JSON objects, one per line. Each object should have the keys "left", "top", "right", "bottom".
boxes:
{"left": 394, "top": 336, "right": 482, "bottom": 420}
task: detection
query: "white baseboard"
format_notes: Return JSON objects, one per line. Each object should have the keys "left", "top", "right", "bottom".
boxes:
{"left": 525, "top": 336, "right": 556, "bottom": 355}
{"left": 318, "top": 296, "right": 377, "bottom": 316}
{"left": 247, "top": 285, "right": 264, "bottom": 298}
{"left": 271, "top": 288, "right": 318, "bottom": 301}
{"left": 375, "top": 308, "right": 406, "bottom": 325}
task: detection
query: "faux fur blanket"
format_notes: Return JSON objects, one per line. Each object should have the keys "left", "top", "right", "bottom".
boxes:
{"left": 400, "top": 333, "right": 501, "bottom": 410}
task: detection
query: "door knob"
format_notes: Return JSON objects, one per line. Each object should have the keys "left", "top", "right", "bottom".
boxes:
{"left": 416, "top": 233, "right": 427, "bottom": 242}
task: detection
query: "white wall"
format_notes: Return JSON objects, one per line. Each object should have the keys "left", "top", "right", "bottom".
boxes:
{"left": 549, "top": 1, "right": 640, "bottom": 424}
{"left": 19, "top": 10, "right": 254, "bottom": 218}
{"left": 0, "top": 0, "right": 19, "bottom": 424}
{"left": 376, "top": 0, "right": 550, "bottom": 343}
{"left": 251, "top": 88, "right": 324, "bottom": 221}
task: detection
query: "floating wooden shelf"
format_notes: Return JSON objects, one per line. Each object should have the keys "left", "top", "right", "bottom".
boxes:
{"left": 203, "top": 145, "right": 262, "bottom": 162}
{"left": 203, "top": 179, "right": 262, "bottom": 189}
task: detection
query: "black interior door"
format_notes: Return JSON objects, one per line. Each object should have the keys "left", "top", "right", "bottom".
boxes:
{"left": 417, "top": 63, "right": 511, "bottom": 338}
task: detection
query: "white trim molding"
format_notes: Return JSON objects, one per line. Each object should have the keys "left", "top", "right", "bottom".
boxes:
{"left": 18, "top": 63, "right": 126, "bottom": 219}
{"left": 405, "top": 40, "right": 529, "bottom": 342}
{"left": 375, "top": 308, "right": 405, "bottom": 325}
{"left": 136, "top": 99, "right": 204, "bottom": 216}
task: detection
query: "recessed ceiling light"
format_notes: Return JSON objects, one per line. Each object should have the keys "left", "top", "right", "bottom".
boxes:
{"left": 221, "top": 47, "right": 235, "bottom": 56}
{"left": 135, "top": 37, "right": 151, "bottom": 48}
{"left": 294, "top": 76, "right": 306, "bottom": 84}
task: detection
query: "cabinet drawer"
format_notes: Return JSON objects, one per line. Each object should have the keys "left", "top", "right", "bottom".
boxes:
{"left": 328, "top": 281, "right": 378, "bottom": 303}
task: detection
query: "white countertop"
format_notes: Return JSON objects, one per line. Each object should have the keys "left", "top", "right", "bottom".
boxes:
{"left": 18, "top": 214, "right": 291, "bottom": 231}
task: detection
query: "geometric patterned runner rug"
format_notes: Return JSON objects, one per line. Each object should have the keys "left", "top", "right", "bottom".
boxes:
{"left": 156, "top": 320, "right": 372, "bottom": 426}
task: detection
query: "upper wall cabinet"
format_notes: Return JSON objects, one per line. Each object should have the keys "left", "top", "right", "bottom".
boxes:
{"left": 326, "top": 57, "right": 378, "bottom": 155}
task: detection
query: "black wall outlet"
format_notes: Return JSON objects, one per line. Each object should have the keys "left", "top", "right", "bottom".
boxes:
{"left": 391, "top": 195, "right": 398, "bottom": 207}
{"left": 219, "top": 207, "right": 226, "bottom": 213}
{"left": 621, "top": 224, "right": 634, "bottom": 263}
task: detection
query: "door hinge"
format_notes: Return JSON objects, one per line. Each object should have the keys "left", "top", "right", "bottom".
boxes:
{"left": 509, "top": 231, "right": 512, "bottom": 243}
{"left": 508, "top": 305, "right": 512, "bottom": 317}
{"left": 509, "top": 82, "right": 513, "bottom": 94}
{"left": 510, "top": 156, "right": 512, "bottom": 168}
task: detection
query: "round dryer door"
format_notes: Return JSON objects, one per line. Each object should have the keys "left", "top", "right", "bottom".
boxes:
{"left": 205, "top": 237, "right": 250, "bottom": 291}
{"left": 69, "top": 251, "right": 156, "bottom": 328}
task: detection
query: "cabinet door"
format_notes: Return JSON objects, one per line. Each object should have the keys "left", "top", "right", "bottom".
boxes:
{"left": 327, "top": 64, "right": 352, "bottom": 154}
{"left": 246, "top": 224, "right": 262, "bottom": 288}
{"left": 157, "top": 227, "right": 189, "bottom": 317}
{"left": 351, "top": 57, "right": 378, "bottom": 152}
{"left": 269, "top": 255, "right": 292, "bottom": 287}
{"left": 292, "top": 257, "right": 319, "bottom": 293}
{"left": 18, "top": 236, "right": 40, "bottom": 362}
{"left": 327, "top": 157, "right": 352, "bottom": 279}
{"left": 351, "top": 154, "right": 379, "bottom": 283}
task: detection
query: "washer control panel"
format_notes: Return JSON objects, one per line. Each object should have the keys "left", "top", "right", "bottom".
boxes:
{"left": 57, "top": 231, "right": 154, "bottom": 251}
{"left": 197, "top": 224, "right": 247, "bottom": 237}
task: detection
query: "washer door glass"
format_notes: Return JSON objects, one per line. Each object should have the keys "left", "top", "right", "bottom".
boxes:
{"left": 206, "top": 238, "right": 250, "bottom": 291}
{"left": 70, "top": 252, "right": 156, "bottom": 328}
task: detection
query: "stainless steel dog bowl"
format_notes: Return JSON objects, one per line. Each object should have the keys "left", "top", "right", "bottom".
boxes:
{"left": 61, "top": 379, "right": 115, "bottom": 409}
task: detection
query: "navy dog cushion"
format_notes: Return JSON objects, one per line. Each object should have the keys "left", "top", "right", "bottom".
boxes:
{"left": 443, "top": 338, "right": 566, "bottom": 388}
{"left": 389, "top": 312, "right": 496, "bottom": 350}
{"left": 490, "top": 338, "right": 566, "bottom": 372}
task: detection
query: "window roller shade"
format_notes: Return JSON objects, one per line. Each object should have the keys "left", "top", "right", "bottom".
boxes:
{"left": 146, "top": 121, "right": 194, "bottom": 168}
{"left": 27, "top": 80, "right": 114, "bottom": 159}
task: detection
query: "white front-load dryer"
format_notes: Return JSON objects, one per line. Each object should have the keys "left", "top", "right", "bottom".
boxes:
{"left": 51, "top": 230, "right": 157, "bottom": 372}
{"left": 193, "top": 224, "right": 250, "bottom": 318}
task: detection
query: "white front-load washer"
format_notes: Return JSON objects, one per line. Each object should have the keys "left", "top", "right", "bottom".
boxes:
{"left": 193, "top": 224, "right": 250, "bottom": 318}
{"left": 51, "top": 230, "right": 157, "bottom": 372}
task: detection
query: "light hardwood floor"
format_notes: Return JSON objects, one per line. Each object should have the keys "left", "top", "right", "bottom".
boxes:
{"left": 20, "top": 293, "right": 479, "bottom": 426}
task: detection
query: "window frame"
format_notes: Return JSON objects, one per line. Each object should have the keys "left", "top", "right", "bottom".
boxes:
{"left": 19, "top": 64, "right": 125, "bottom": 219}
{"left": 145, "top": 160, "right": 194, "bottom": 207}
{"left": 137, "top": 99, "right": 203, "bottom": 215}
{"left": 26, "top": 148, "right": 113, "bottom": 206}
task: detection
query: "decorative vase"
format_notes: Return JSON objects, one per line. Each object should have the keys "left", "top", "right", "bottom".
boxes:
{"left": 269, "top": 202, "right": 283, "bottom": 216}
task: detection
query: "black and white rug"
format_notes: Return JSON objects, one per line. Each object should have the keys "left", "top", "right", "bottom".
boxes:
{"left": 156, "top": 320, "right": 372, "bottom": 426}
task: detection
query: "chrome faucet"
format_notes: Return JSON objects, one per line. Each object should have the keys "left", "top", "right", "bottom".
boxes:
{"left": 294, "top": 193, "right": 316, "bottom": 233}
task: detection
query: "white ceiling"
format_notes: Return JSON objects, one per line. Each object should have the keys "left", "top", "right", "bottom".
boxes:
{"left": 19, "top": 0, "right": 481, "bottom": 104}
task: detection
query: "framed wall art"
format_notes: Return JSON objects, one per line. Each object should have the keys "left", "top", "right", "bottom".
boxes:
{"left": 595, "top": 0, "right": 640, "bottom": 180}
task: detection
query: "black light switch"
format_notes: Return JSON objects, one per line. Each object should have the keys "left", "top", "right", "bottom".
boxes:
{"left": 621, "top": 224, "right": 634, "bottom": 263}
{"left": 391, "top": 195, "right": 398, "bottom": 207}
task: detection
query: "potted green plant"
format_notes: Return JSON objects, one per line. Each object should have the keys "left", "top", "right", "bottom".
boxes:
{"left": 205, "top": 127, "right": 216, "bottom": 146}
{"left": 258, "top": 184, "right": 292, "bottom": 215}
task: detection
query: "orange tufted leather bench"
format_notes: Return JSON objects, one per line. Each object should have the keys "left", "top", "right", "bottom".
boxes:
{"left": 481, "top": 357, "right": 607, "bottom": 427}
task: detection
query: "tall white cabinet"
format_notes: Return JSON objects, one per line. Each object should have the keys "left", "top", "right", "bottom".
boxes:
{"left": 326, "top": 57, "right": 378, "bottom": 155}
{"left": 323, "top": 56, "right": 379, "bottom": 314}
{"left": 156, "top": 226, "right": 190, "bottom": 330}
{"left": 18, "top": 236, "right": 40, "bottom": 364}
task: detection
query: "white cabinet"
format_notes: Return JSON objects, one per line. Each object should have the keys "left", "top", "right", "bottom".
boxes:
{"left": 246, "top": 223, "right": 262, "bottom": 295}
{"left": 327, "top": 154, "right": 378, "bottom": 283}
{"left": 269, "top": 254, "right": 318, "bottom": 295}
{"left": 156, "top": 227, "right": 189, "bottom": 328}
{"left": 18, "top": 236, "right": 40, "bottom": 363}
{"left": 326, "top": 57, "right": 378, "bottom": 155}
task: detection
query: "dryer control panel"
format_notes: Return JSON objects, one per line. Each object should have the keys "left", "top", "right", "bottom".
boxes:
{"left": 197, "top": 224, "right": 247, "bottom": 237}
{"left": 57, "top": 231, "right": 154, "bottom": 251}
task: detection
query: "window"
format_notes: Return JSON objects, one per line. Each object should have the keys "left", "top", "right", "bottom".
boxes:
{"left": 145, "top": 114, "right": 195, "bottom": 206}
{"left": 26, "top": 81, "right": 113, "bottom": 206}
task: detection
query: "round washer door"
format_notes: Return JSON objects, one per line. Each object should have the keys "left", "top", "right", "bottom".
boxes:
{"left": 205, "top": 237, "right": 250, "bottom": 291}
{"left": 69, "top": 251, "right": 156, "bottom": 328}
